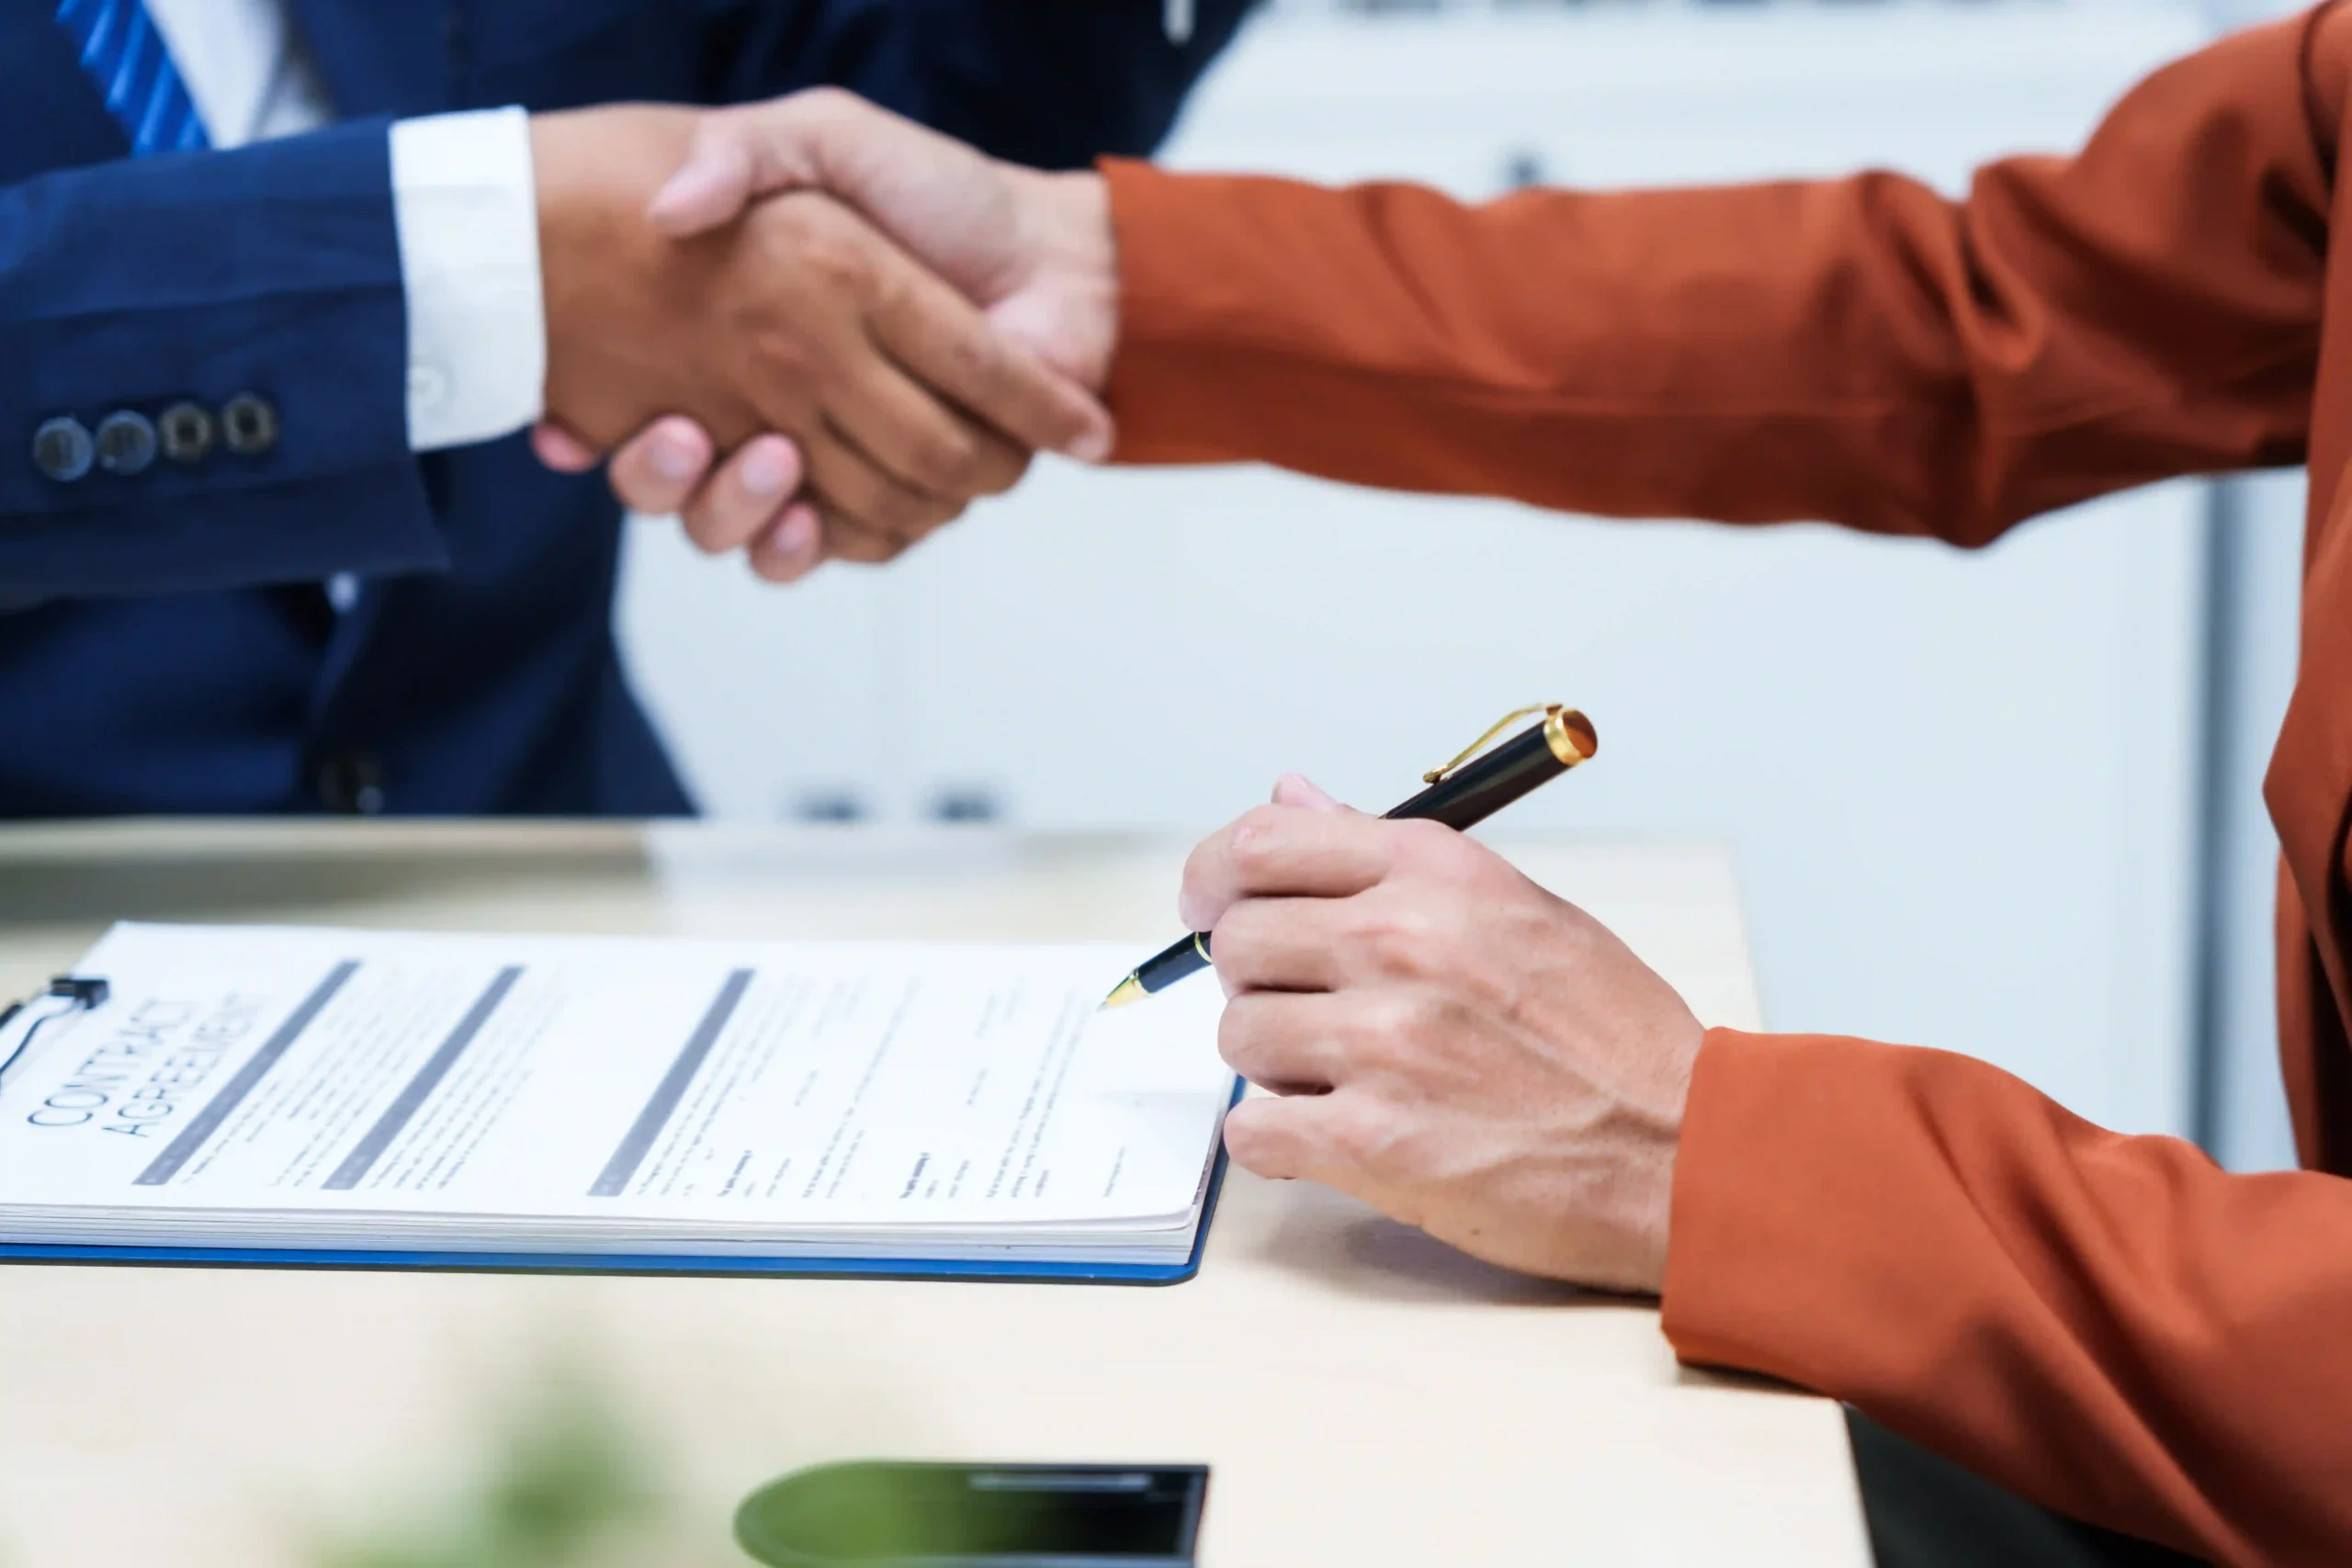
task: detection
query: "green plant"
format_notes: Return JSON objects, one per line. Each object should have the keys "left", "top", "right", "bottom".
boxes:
{"left": 316, "top": 1371, "right": 672, "bottom": 1568}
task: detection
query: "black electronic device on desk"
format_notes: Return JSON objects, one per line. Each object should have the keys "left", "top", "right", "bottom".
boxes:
{"left": 735, "top": 1462, "right": 1210, "bottom": 1567}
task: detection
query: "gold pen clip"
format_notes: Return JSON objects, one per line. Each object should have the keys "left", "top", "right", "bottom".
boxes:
{"left": 1423, "top": 704, "right": 1598, "bottom": 784}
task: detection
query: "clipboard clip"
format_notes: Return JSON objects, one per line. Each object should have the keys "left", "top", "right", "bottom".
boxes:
{"left": 1424, "top": 704, "right": 1575, "bottom": 784}
{"left": 0, "top": 975, "right": 109, "bottom": 1086}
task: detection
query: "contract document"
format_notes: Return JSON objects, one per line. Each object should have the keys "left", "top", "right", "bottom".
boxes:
{"left": 0, "top": 924, "right": 1239, "bottom": 1280}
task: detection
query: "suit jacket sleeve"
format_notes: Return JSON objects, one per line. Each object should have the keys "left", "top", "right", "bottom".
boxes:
{"left": 0, "top": 120, "right": 442, "bottom": 607}
{"left": 1098, "top": 8, "right": 2352, "bottom": 1563}
{"left": 1102, "top": 10, "right": 2334, "bottom": 546}
{"left": 704, "top": 0, "right": 1259, "bottom": 166}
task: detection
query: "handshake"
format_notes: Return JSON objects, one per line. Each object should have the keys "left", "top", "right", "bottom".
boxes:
{"left": 527, "top": 92, "right": 1123, "bottom": 583}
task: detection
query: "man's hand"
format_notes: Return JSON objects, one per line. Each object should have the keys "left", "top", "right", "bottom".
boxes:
{"left": 1182, "top": 776, "right": 1704, "bottom": 1294}
{"left": 527, "top": 106, "right": 1113, "bottom": 577}
{"left": 650, "top": 89, "right": 1120, "bottom": 391}
{"left": 542, "top": 91, "right": 1122, "bottom": 580}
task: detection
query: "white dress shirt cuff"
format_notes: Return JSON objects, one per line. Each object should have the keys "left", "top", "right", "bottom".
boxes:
{"left": 388, "top": 107, "right": 546, "bottom": 452}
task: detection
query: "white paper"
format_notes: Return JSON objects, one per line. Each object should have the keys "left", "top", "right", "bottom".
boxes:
{"left": 0, "top": 924, "right": 1235, "bottom": 1260}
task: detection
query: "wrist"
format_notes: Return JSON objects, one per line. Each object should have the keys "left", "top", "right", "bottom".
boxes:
{"left": 1637, "top": 1018, "right": 1707, "bottom": 1295}
{"left": 532, "top": 105, "right": 702, "bottom": 318}
{"left": 529, "top": 107, "right": 710, "bottom": 447}
{"left": 1031, "top": 171, "right": 1114, "bottom": 275}
{"left": 1631, "top": 1024, "right": 1700, "bottom": 1294}
{"left": 1010, "top": 168, "right": 1119, "bottom": 393}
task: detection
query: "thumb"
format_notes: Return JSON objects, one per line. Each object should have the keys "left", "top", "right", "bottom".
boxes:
{"left": 530, "top": 420, "right": 605, "bottom": 474}
{"left": 1272, "top": 774, "right": 1351, "bottom": 814}
{"left": 648, "top": 131, "right": 760, "bottom": 236}
{"left": 647, "top": 93, "right": 864, "bottom": 237}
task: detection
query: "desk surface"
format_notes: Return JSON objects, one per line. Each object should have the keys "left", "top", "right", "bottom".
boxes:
{"left": 0, "top": 822, "right": 1867, "bottom": 1568}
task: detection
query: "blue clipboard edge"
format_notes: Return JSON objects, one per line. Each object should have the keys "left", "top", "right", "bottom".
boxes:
{"left": 0, "top": 1082, "right": 1245, "bottom": 1289}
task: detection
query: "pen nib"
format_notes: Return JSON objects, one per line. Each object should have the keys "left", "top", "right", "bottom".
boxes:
{"left": 1099, "top": 975, "right": 1148, "bottom": 1011}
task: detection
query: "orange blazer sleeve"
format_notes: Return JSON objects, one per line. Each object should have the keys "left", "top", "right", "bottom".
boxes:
{"left": 1102, "top": 13, "right": 2334, "bottom": 547}
{"left": 1100, "top": 8, "right": 2352, "bottom": 1564}
{"left": 1666, "top": 1032, "right": 2352, "bottom": 1567}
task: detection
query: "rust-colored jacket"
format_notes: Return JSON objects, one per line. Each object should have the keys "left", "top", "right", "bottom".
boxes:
{"left": 1102, "top": 8, "right": 2352, "bottom": 1563}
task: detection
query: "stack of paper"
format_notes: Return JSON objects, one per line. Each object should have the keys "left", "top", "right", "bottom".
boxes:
{"left": 0, "top": 924, "right": 1238, "bottom": 1276}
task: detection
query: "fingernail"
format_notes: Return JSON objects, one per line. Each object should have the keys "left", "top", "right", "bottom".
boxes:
{"left": 647, "top": 164, "right": 718, "bottom": 226}
{"left": 1283, "top": 774, "right": 1341, "bottom": 811}
{"left": 650, "top": 433, "right": 700, "bottom": 482}
{"left": 649, "top": 149, "right": 749, "bottom": 233}
{"left": 1066, "top": 425, "right": 1114, "bottom": 465}
{"left": 773, "top": 508, "right": 820, "bottom": 557}
{"left": 741, "top": 446, "right": 793, "bottom": 498}
{"left": 756, "top": 506, "right": 823, "bottom": 582}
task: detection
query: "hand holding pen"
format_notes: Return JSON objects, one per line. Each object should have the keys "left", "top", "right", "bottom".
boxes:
{"left": 1170, "top": 702, "right": 1698, "bottom": 1294}
{"left": 1102, "top": 705, "right": 1597, "bottom": 1008}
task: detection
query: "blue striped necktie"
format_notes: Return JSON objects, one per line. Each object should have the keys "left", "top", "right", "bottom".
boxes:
{"left": 53, "top": 0, "right": 209, "bottom": 156}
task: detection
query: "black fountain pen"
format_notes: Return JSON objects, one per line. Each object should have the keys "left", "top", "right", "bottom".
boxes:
{"left": 1100, "top": 704, "right": 1599, "bottom": 1010}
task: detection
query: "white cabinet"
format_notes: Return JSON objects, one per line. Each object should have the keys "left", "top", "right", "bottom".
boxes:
{"left": 618, "top": 3, "right": 2214, "bottom": 1134}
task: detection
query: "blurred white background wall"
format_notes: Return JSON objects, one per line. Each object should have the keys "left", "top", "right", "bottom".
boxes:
{"left": 620, "top": 0, "right": 2317, "bottom": 1165}
{"left": 2192, "top": 0, "right": 2310, "bottom": 1171}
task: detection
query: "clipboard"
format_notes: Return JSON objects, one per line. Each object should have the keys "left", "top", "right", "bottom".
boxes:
{"left": 0, "top": 974, "right": 1242, "bottom": 1287}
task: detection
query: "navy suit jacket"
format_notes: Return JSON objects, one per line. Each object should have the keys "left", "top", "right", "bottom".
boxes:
{"left": 0, "top": 0, "right": 1248, "bottom": 818}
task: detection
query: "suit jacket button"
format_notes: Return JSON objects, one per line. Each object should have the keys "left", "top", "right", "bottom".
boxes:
{"left": 316, "top": 751, "right": 387, "bottom": 816}
{"left": 158, "top": 401, "right": 216, "bottom": 463}
{"left": 32, "top": 417, "right": 95, "bottom": 482}
{"left": 94, "top": 411, "right": 159, "bottom": 476}
{"left": 220, "top": 392, "right": 279, "bottom": 457}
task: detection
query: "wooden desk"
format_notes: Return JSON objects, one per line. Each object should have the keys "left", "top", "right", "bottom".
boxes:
{"left": 0, "top": 823, "right": 1867, "bottom": 1568}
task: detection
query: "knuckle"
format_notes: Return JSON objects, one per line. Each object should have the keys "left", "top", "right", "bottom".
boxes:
{"left": 678, "top": 508, "right": 730, "bottom": 556}
{"left": 1239, "top": 803, "right": 1289, "bottom": 835}
{"left": 1227, "top": 832, "right": 1271, "bottom": 885}
{"left": 1227, "top": 807, "right": 1289, "bottom": 879}
{"left": 1355, "top": 897, "right": 1445, "bottom": 978}
{"left": 813, "top": 459, "right": 882, "bottom": 517}
{"left": 814, "top": 516, "right": 879, "bottom": 563}
{"left": 876, "top": 490, "right": 955, "bottom": 542}
{"left": 1216, "top": 996, "right": 1263, "bottom": 1070}
{"left": 1207, "top": 898, "right": 1265, "bottom": 963}
{"left": 684, "top": 117, "right": 744, "bottom": 174}
{"left": 811, "top": 461, "right": 893, "bottom": 530}
{"left": 1178, "top": 846, "right": 1221, "bottom": 924}
{"left": 1352, "top": 988, "right": 1437, "bottom": 1062}
{"left": 745, "top": 324, "right": 820, "bottom": 386}
{"left": 1321, "top": 1100, "right": 1392, "bottom": 1171}
{"left": 1220, "top": 1104, "right": 1288, "bottom": 1176}
{"left": 1391, "top": 817, "right": 1468, "bottom": 866}
{"left": 606, "top": 453, "right": 674, "bottom": 512}
{"left": 854, "top": 484, "right": 922, "bottom": 537}
{"left": 782, "top": 219, "right": 876, "bottom": 300}
{"left": 794, "top": 85, "right": 858, "bottom": 119}
{"left": 946, "top": 330, "right": 1027, "bottom": 406}
{"left": 842, "top": 529, "right": 905, "bottom": 565}
{"left": 972, "top": 444, "right": 1033, "bottom": 497}
{"left": 617, "top": 478, "right": 679, "bottom": 516}
{"left": 906, "top": 426, "right": 987, "bottom": 495}
{"left": 944, "top": 325, "right": 999, "bottom": 379}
